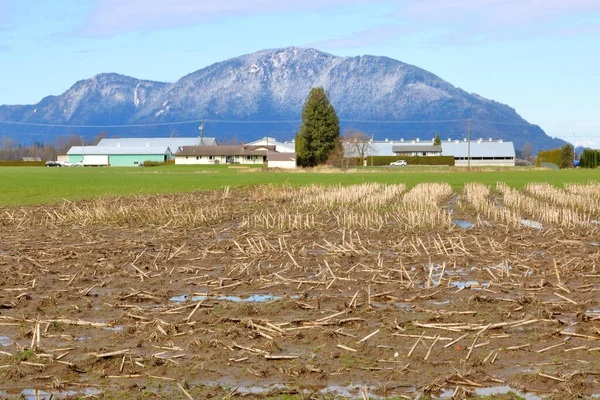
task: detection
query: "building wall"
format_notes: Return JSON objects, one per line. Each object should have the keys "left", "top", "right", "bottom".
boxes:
{"left": 175, "top": 155, "right": 266, "bottom": 165}
{"left": 68, "top": 153, "right": 167, "bottom": 166}
{"left": 109, "top": 154, "right": 167, "bottom": 166}
{"left": 454, "top": 158, "right": 515, "bottom": 167}
{"left": 268, "top": 160, "right": 296, "bottom": 169}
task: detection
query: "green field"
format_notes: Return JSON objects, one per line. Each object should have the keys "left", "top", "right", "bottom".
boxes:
{"left": 1, "top": 165, "right": 598, "bottom": 206}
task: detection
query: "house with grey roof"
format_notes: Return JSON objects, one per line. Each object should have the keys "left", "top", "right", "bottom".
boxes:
{"left": 175, "top": 145, "right": 270, "bottom": 165}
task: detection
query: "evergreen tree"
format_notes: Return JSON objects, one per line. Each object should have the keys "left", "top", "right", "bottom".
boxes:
{"left": 297, "top": 87, "right": 340, "bottom": 167}
{"left": 433, "top": 133, "right": 441, "bottom": 146}
{"left": 559, "top": 144, "right": 574, "bottom": 169}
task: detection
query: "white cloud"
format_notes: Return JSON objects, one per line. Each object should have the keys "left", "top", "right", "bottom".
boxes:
{"left": 79, "top": 0, "right": 373, "bottom": 35}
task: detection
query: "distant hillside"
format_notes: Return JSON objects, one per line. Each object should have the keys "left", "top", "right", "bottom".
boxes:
{"left": 0, "top": 47, "right": 564, "bottom": 152}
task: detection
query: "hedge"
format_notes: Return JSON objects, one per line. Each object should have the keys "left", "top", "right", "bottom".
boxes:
{"left": 579, "top": 149, "right": 600, "bottom": 169}
{"left": 0, "top": 161, "right": 46, "bottom": 167}
{"left": 536, "top": 149, "right": 561, "bottom": 167}
{"left": 351, "top": 156, "right": 455, "bottom": 166}
{"left": 143, "top": 159, "right": 176, "bottom": 167}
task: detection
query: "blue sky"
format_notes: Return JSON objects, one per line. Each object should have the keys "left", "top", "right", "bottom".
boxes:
{"left": 0, "top": 0, "right": 599, "bottom": 147}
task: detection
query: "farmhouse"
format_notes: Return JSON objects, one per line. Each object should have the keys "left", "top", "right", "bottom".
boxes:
{"left": 267, "top": 152, "right": 297, "bottom": 169}
{"left": 175, "top": 145, "right": 272, "bottom": 165}
{"left": 67, "top": 137, "right": 218, "bottom": 167}
{"left": 442, "top": 139, "right": 515, "bottom": 167}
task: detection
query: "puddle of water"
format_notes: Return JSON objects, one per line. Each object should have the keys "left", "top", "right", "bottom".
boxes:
{"left": 449, "top": 281, "right": 490, "bottom": 290}
{"left": 19, "top": 388, "right": 103, "bottom": 399}
{"left": 170, "top": 294, "right": 297, "bottom": 303}
{"left": 588, "top": 242, "right": 599, "bottom": 247}
{"left": 431, "top": 300, "right": 451, "bottom": 305}
{"left": 452, "top": 220, "right": 474, "bottom": 229}
{"left": 521, "top": 219, "right": 543, "bottom": 229}
{"left": 233, "top": 384, "right": 288, "bottom": 395}
{"left": 103, "top": 326, "right": 124, "bottom": 331}
{"left": 0, "top": 336, "right": 12, "bottom": 347}
{"left": 440, "top": 385, "right": 542, "bottom": 399}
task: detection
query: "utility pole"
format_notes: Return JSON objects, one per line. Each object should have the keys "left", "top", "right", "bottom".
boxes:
{"left": 199, "top": 121, "right": 205, "bottom": 146}
{"left": 467, "top": 119, "right": 471, "bottom": 169}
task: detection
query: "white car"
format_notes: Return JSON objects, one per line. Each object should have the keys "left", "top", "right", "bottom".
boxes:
{"left": 390, "top": 160, "right": 407, "bottom": 167}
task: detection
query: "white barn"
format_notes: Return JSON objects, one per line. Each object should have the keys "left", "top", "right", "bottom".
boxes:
{"left": 442, "top": 139, "right": 515, "bottom": 167}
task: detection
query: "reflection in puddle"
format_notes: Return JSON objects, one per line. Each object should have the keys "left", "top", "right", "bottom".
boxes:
{"left": 440, "top": 385, "right": 542, "bottom": 399}
{"left": 449, "top": 281, "right": 490, "bottom": 290}
{"left": 103, "top": 325, "right": 124, "bottom": 331}
{"left": 170, "top": 294, "right": 298, "bottom": 303}
{"left": 521, "top": 219, "right": 543, "bottom": 229}
{"left": 0, "top": 336, "right": 12, "bottom": 347}
{"left": 18, "top": 388, "right": 103, "bottom": 399}
{"left": 452, "top": 220, "right": 475, "bottom": 229}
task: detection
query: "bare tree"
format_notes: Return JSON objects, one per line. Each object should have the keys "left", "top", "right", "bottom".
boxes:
{"left": 521, "top": 142, "right": 532, "bottom": 161}
{"left": 327, "top": 138, "right": 352, "bottom": 171}
{"left": 344, "top": 129, "right": 374, "bottom": 167}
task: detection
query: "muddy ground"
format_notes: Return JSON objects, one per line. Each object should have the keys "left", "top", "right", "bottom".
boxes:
{"left": 0, "top": 185, "right": 599, "bottom": 399}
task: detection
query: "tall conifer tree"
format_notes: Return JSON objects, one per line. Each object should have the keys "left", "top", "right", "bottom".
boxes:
{"left": 297, "top": 87, "right": 340, "bottom": 167}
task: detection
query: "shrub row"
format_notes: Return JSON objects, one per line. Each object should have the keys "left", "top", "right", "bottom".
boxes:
{"left": 0, "top": 161, "right": 46, "bottom": 167}
{"left": 579, "top": 149, "right": 600, "bottom": 169}
{"left": 536, "top": 149, "right": 561, "bottom": 167}
{"left": 143, "top": 159, "right": 175, "bottom": 167}
{"left": 351, "top": 156, "right": 455, "bottom": 166}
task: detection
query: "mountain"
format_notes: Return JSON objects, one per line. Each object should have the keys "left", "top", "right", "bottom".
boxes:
{"left": 0, "top": 48, "right": 564, "bottom": 151}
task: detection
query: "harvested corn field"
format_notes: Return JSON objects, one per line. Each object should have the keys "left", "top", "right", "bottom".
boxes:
{"left": 1, "top": 182, "right": 599, "bottom": 399}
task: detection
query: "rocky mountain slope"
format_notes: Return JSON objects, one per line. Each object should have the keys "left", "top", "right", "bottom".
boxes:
{"left": 0, "top": 48, "right": 563, "bottom": 151}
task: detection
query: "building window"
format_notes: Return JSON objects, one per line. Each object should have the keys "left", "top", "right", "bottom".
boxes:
{"left": 246, "top": 156, "right": 252, "bottom": 160}
{"left": 196, "top": 156, "right": 199, "bottom": 160}
{"left": 209, "top": 156, "right": 214, "bottom": 160}
{"left": 186, "top": 156, "right": 188, "bottom": 159}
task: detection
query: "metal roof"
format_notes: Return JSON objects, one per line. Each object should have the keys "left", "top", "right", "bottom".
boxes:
{"left": 267, "top": 152, "right": 296, "bottom": 161}
{"left": 442, "top": 141, "right": 515, "bottom": 158}
{"left": 176, "top": 145, "right": 269, "bottom": 157}
{"left": 392, "top": 145, "right": 441, "bottom": 152}
{"left": 247, "top": 137, "right": 295, "bottom": 152}
{"left": 67, "top": 146, "right": 171, "bottom": 155}
{"left": 97, "top": 137, "right": 218, "bottom": 148}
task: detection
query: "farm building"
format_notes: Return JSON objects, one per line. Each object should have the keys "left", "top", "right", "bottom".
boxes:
{"left": 97, "top": 137, "right": 218, "bottom": 148}
{"left": 175, "top": 145, "right": 272, "bottom": 165}
{"left": 67, "top": 145, "right": 171, "bottom": 166}
{"left": 66, "top": 137, "right": 218, "bottom": 166}
{"left": 392, "top": 144, "right": 442, "bottom": 156}
{"left": 340, "top": 137, "right": 515, "bottom": 166}
{"left": 442, "top": 139, "right": 515, "bottom": 167}
{"left": 247, "top": 137, "right": 295, "bottom": 153}
{"left": 267, "top": 153, "right": 297, "bottom": 169}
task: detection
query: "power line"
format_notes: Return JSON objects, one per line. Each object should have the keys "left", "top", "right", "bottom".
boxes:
{"left": 0, "top": 118, "right": 472, "bottom": 128}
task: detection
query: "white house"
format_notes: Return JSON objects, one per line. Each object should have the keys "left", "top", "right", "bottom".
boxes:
{"left": 175, "top": 145, "right": 271, "bottom": 165}
{"left": 267, "top": 153, "right": 297, "bottom": 169}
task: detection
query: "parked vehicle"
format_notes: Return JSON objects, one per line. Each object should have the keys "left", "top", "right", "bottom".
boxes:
{"left": 389, "top": 160, "right": 407, "bottom": 167}
{"left": 45, "top": 161, "right": 62, "bottom": 167}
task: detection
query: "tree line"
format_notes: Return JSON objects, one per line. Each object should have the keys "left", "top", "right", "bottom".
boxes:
{"left": 0, "top": 132, "right": 108, "bottom": 161}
